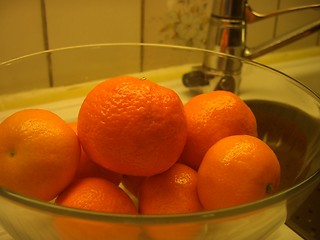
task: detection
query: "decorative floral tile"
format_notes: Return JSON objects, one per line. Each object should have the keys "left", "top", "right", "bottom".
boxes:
{"left": 158, "top": 0, "right": 211, "bottom": 48}
{"left": 144, "top": 0, "right": 212, "bottom": 48}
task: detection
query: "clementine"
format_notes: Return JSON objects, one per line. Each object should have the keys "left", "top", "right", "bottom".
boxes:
{"left": 144, "top": 223, "right": 202, "bottom": 240}
{"left": 55, "top": 218, "right": 141, "bottom": 240}
{"left": 139, "top": 163, "right": 203, "bottom": 215}
{"left": 197, "top": 135, "right": 281, "bottom": 210}
{"left": 77, "top": 75, "right": 187, "bottom": 176}
{"left": 69, "top": 122, "right": 122, "bottom": 185}
{"left": 56, "top": 218, "right": 141, "bottom": 240}
{"left": 0, "top": 109, "right": 80, "bottom": 201}
{"left": 179, "top": 90, "right": 257, "bottom": 170}
{"left": 55, "top": 177, "right": 138, "bottom": 214}
{"left": 121, "top": 175, "right": 145, "bottom": 197}
{"left": 55, "top": 177, "right": 140, "bottom": 239}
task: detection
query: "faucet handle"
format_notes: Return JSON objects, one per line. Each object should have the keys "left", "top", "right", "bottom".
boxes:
{"left": 246, "top": 2, "right": 320, "bottom": 23}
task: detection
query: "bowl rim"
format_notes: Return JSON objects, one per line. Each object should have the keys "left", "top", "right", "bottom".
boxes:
{"left": 1, "top": 42, "right": 320, "bottom": 224}
{"left": 1, "top": 170, "right": 319, "bottom": 224}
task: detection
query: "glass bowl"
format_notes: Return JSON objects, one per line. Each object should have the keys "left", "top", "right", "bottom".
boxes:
{"left": 0, "top": 43, "right": 319, "bottom": 240}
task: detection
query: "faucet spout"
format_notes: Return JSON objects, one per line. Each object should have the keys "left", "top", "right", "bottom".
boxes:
{"left": 244, "top": 3, "right": 320, "bottom": 59}
{"left": 245, "top": 3, "right": 320, "bottom": 23}
{"left": 182, "top": 0, "right": 320, "bottom": 93}
{"left": 245, "top": 19, "right": 320, "bottom": 59}
{"left": 207, "top": 0, "right": 320, "bottom": 59}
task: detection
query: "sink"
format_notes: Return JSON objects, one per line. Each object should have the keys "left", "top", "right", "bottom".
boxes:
{"left": 271, "top": 58, "right": 320, "bottom": 94}
{"left": 257, "top": 48, "right": 320, "bottom": 95}
{"left": 254, "top": 49, "right": 320, "bottom": 240}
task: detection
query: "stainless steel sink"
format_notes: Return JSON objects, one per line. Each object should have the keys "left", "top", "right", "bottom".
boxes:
{"left": 266, "top": 53, "right": 320, "bottom": 240}
{"left": 269, "top": 55, "right": 320, "bottom": 95}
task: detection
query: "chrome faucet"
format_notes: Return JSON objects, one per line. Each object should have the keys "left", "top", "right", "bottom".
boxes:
{"left": 183, "top": 0, "right": 320, "bottom": 93}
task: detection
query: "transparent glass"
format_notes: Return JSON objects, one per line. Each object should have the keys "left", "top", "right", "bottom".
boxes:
{"left": 0, "top": 43, "right": 319, "bottom": 240}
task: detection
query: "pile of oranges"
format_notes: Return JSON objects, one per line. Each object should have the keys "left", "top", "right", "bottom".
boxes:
{"left": 0, "top": 75, "right": 281, "bottom": 216}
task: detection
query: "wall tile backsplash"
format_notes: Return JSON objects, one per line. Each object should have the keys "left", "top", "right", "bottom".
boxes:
{"left": 44, "top": 0, "right": 142, "bottom": 87}
{"left": 44, "top": 0, "right": 142, "bottom": 49}
{"left": 0, "top": 0, "right": 319, "bottom": 94}
{"left": 0, "top": 0, "right": 46, "bottom": 62}
{"left": 0, "top": 0, "right": 50, "bottom": 93}
{"left": 276, "top": 0, "right": 320, "bottom": 51}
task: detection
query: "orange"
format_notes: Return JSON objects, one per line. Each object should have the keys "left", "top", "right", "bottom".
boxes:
{"left": 55, "top": 177, "right": 138, "bottom": 214}
{"left": 139, "top": 163, "right": 203, "bottom": 215}
{"left": 139, "top": 163, "right": 203, "bottom": 240}
{"left": 143, "top": 223, "right": 202, "bottom": 240}
{"left": 121, "top": 175, "right": 145, "bottom": 197}
{"left": 69, "top": 122, "right": 122, "bottom": 185}
{"left": 55, "top": 177, "right": 140, "bottom": 240}
{"left": 77, "top": 75, "right": 187, "bottom": 176}
{"left": 55, "top": 218, "right": 141, "bottom": 240}
{"left": 197, "top": 135, "right": 281, "bottom": 210}
{"left": 0, "top": 109, "right": 80, "bottom": 201}
{"left": 179, "top": 90, "right": 257, "bottom": 170}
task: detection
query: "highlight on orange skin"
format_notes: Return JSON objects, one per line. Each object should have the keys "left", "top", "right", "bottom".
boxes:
{"left": 139, "top": 163, "right": 203, "bottom": 215}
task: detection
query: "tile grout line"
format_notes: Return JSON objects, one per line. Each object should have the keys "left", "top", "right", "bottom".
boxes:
{"left": 273, "top": 0, "right": 282, "bottom": 38}
{"left": 40, "top": 0, "right": 54, "bottom": 88}
{"left": 140, "top": 0, "right": 145, "bottom": 73}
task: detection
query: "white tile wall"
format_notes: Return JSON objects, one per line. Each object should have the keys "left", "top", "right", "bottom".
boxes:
{"left": 0, "top": 0, "right": 319, "bottom": 94}
{"left": 44, "top": 0, "right": 142, "bottom": 49}
{"left": 246, "top": 0, "right": 279, "bottom": 48}
{"left": 0, "top": 0, "right": 46, "bottom": 62}
{"left": 44, "top": 0, "right": 142, "bottom": 86}
{"left": 276, "top": 0, "right": 320, "bottom": 51}
{"left": 143, "top": 0, "right": 320, "bottom": 51}
{"left": 0, "top": 0, "right": 50, "bottom": 94}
